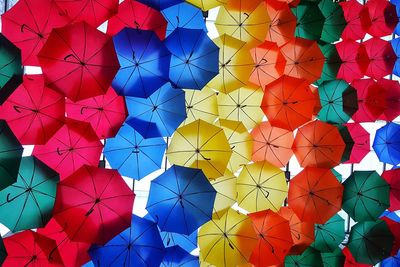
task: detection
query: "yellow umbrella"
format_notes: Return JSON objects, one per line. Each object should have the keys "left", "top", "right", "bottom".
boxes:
{"left": 237, "top": 161, "right": 288, "bottom": 212}
{"left": 167, "top": 119, "right": 232, "bottom": 179}
{"left": 207, "top": 34, "right": 254, "bottom": 94}
{"left": 186, "top": 0, "right": 227, "bottom": 11}
{"left": 182, "top": 87, "right": 219, "bottom": 126}
{"left": 210, "top": 170, "right": 237, "bottom": 219}
{"left": 217, "top": 84, "right": 264, "bottom": 130}
{"left": 198, "top": 208, "right": 258, "bottom": 267}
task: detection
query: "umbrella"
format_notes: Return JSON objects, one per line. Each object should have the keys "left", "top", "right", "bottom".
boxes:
{"left": 279, "top": 38, "right": 325, "bottom": 84}
{"left": 198, "top": 208, "right": 258, "bottom": 267}
{"left": 1, "top": 0, "right": 70, "bottom": 66}
{"left": 311, "top": 214, "right": 345, "bottom": 253}
{"left": 373, "top": 122, "right": 400, "bottom": 166}
{"left": 217, "top": 85, "right": 264, "bottom": 130}
{"left": 363, "top": 38, "right": 396, "bottom": 80}
{"left": 344, "top": 123, "right": 370, "bottom": 164}
{"left": 186, "top": 0, "right": 226, "bottom": 11}
{"left": 159, "top": 229, "right": 198, "bottom": 253}
{"left": 288, "top": 167, "right": 344, "bottom": 224}
{"left": 382, "top": 250, "right": 400, "bottom": 267}
{"left": 291, "top": 1, "right": 324, "bottom": 41}
{"left": 161, "top": 246, "right": 198, "bottom": 267}
{"left": 339, "top": 0, "right": 371, "bottom": 40}
{"left": 365, "top": 0, "right": 398, "bottom": 38}
{"left": 382, "top": 169, "right": 400, "bottom": 211}
{"left": 183, "top": 86, "right": 219, "bottom": 125}
{"left": 111, "top": 28, "right": 170, "bottom": 98}
{"left": 347, "top": 220, "right": 394, "bottom": 265}
{"left": 336, "top": 40, "right": 368, "bottom": 83}
{"left": 261, "top": 75, "right": 316, "bottom": 131}
{"left": 1, "top": 74, "right": 65, "bottom": 145}
{"left": 106, "top": 0, "right": 167, "bottom": 39}
{"left": 166, "top": 119, "right": 232, "bottom": 179}
{"left": 284, "top": 247, "right": 323, "bottom": 267}
{"left": 89, "top": 215, "right": 165, "bottom": 267}
{"left": 146, "top": 165, "right": 216, "bottom": 235}
{"left": 342, "top": 171, "right": 390, "bottom": 222}
{"left": 342, "top": 247, "right": 372, "bottom": 267}
{"left": 318, "top": 0, "right": 346, "bottom": 43}
{"left": 315, "top": 42, "right": 342, "bottom": 86}
{"left": 265, "top": 0, "right": 297, "bottom": 46}
{"left": 381, "top": 216, "right": 400, "bottom": 256}
{"left": 317, "top": 79, "right": 358, "bottom": 125}
{"left": 32, "top": 119, "right": 103, "bottom": 180}
{"left": 104, "top": 123, "right": 166, "bottom": 180}
{"left": 137, "top": 0, "right": 183, "bottom": 10}
{"left": 249, "top": 210, "right": 293, "bottom": 266}
{"left": 377, "top": 78, "right": 400, "bottom": 121}
{"left": 237, "top": 161, "right": 288, "bottom": 212}
{"left": 53, "top": 165, "right": 135, "bottom": 245}
{"left": 250, "top": 121, "right": 294, "bottom": 168}
{"left": 292, "top": 120, "right": 346, "bottom": 168}
{"left": 321, "top": 248, "right": 345, "bottom": 267}
{"left": 210, "top": 170, "right": 236, "bottom": 219}
{"left": 37, "top": 22, "right": 120, "bottom": 101}
{"left": 125, "top": 83, "right": 186, "bottom": 138}
{"left": 207, "top": 34, "right": 254, "bottom": 94}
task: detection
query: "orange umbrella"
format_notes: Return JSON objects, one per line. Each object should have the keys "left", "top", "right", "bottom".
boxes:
{"left": 292, "top": 120, "right": 346, "bottom": 168}
{"left": 261, "top": 75, "right": 316, "bottom": 131}
{"left": 265, "top": 0, "right": 297, "bottom": 46}
{"left": 288, "top": 167, "right": 344, "bottom": 224}
{"left": 251, "top": 122, "right": 294, "bottom": 168}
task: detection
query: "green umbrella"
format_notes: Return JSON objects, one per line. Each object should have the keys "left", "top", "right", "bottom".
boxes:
{"left": 338, "top": 125, "right": 354, "bottom": 163}
{"left": 311, "top": 214, "right": 345, "bottom": 253}
{"left": 315, "top": 42, "right": 342, "bottom": 86}
{"left": 0, "top": 120, "right": 23, "bottom": 191}
{"left": 347, "top": 220, "right": 394, "bottom": 265}
{"left": 0, "top": 156, "right": 59, "bottom": 232}
{"left": 291, "top": 1, "right": 324, "bottom": 41}
{"left": 321, "top": 248, "right": 345, "bottom": 267}
{"left": 318, "top": 0, "right": 346, "bottom": 43}
{"left": 342, "top": 171, "right": 390, "bottom": 222}
{"left": 0, "top": 34, "right": 23, "bottom": 104}
{"left": 285, "top": 247, "right": 324, "bottom": 267}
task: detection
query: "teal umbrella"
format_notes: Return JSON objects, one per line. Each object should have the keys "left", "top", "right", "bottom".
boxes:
{"left": 311, "top": 214, "right": 345, "bottom": 253}
{"left": 314, "top": 42, "right": 342, "bottom": 86}
{"left": 318, "top": 0, "right": 346, "bottom": 43}
{"left": 285, "top": 247, "right": 324, "bottom": 267}
{"left": 291, "top": 1, "right": 324, "bottom": 41}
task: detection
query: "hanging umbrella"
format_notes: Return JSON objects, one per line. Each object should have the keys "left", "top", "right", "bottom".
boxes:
{"left": 381, "top": 216, "right": 400, "bottom": 256}
{"left": 377, "top": 78, "right": 400, "bottom": 121}
{"left": 183, "top": 86, "right": 219, "bottom": 125}
{"left": 249, "top": 210, "right": 293, "bottom": 266}
{"left": 166, "top": 119, "right": 232, "bottom": 179}
{"left": 159, "top": 228, "right": 198, "bottom": 253}
{"left": 285, "top": 247, "right": 323, "bottom": 267}
{"left": 198, "top": 208, "right": 258, "bottom": 267}
{"left": 344, "top": 123, "right": 370, "bottom": 164}
{"left": 288, "top": 167, "right": 344, "bottom": 224}
{"left": 311, "top": 214, "right": 345, "bottom": 253}
{"left": 382, "top": 169, "right": 400, "bottom": 211}
{"left": 106, "top": 0, "right": 167, "bottom": 39}
{"left": 292, "top": 120, "right": 346, "bottom": 168}
{"left": 237, "top": 161, "right": 288, "bottom": 212}
{"left": 207, "top": 34, "right": 254, "bottom": 94}
{"left": 217, "top": 85, "right": 264, "bottom": 130}
{"left": 321, "top": 248, "right": 345, "bottom": 267}
{"left": 347, "top": 220, "right": 394, "bottom": 265}
{"left": 262, "top": 75, "right": 316, "bottom": 131}
{"left": 53, "top": 165, "right": 135, "bottom": 245}
{"left": 112, "top": 28, "right": 170, "bottom": 98}
{"left": 104, "top": 123, "right": 166, "bottom": 180}
{"left": 37, "top": 22, "right": 120, "bottom": 101}
{"left": 89, "top": 215, "right": 165, "bottom": 267}
{"left": 251, "top": 122, "right": 294, "bottom": 168}
{"left": 382, "top": 250, "right": 400, "bottom": 267}
{"left": 373, "top": 122, "right": 400, "bottom": 166}
{"left": 291, "top": 1, "right": 324, "bottom": 41}
{"left": 265, "top": 0, "right": 297, "bottom": 46}
{"left": 1, "top": 75, "right": 65, "bottom": 145}
{"left": 318, "top": 0, "right": 346, "bottom": 43}
{"left": 336, "top": 40, "right": 368, "bottom": 83}
{"left": 342, "top": 171, "right": 390, "bottom": 222}
{"left": 146, "top": 165, "right": 216, "bottom": 235}
{"left": 161, "top": 246, "right": 198, "bottom": 267}
{"left": 186, "top": 0, "right": 226, "bottom": 11}
{"left": 339, "top": 0, "right": 371, "bottom": 40}
{"left": 365, "top": 0, "right": 398, "bottom": 38}
{"left": 137, "top": 0, "right": 183, "bottom": 10}
{"left": 125, "top": 83, "right": 186, "bottom": 138}
{"left": 342, "top": 247, "right": 372, "bottom": 267}
{"left": 363, "top": 38, "right": 396, "bottom": 80}
{"left": 210, "top": 170, "right": 237, "bottom": 219}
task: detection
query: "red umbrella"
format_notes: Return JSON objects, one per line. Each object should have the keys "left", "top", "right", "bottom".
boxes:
{"left": 381, "top": 216, "right": 400, "bottom": 256}
{"left": 336, "top": 40, "right": 368, "bottom": 83}
{"left": 106, "top": 0, "right": 167, "bottom": 39}
{"left": 54, "top": 0, "right": 119, "bottom": 28}
{"left": 0, "top": 75, "right": 65, "bottom": 145}
{"left": 344, "top": 123, "right": 370, "bottom": 164}
{"left": 339, "top": 0, "right": 371, "bottom": 40}
{"left": 363, "top": 38, "right": 396, "bottom": 80}
{"left": 381, "top": 169, "right": 400, "bottom": 212}
{"left": 32, "top": 119, "right": 103, "bottom": 180}
{"left": 377, "top": 78, "right": 400, "bottom": 121}
{"left": 66, "top": 87, "right": 127, "bottom": 139}
{"left": 37, "top": 22, "right": 120, "bottom": 102}
{"left": 53, "top": 165, "right": 135, "bottom": 245}
{"left": 365, "top": 0, "right": 398, "bottom": 38}
{"left": 1, "top": 0, "right": 70, "bottom": 66}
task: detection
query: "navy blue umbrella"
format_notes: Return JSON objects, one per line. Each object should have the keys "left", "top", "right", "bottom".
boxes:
{"left": 165, "top": 28, "right": 219, "bottom": 90}
{"left": 137, "top": 0, "right": 183, "bottom": 10}
{"left": 112, "top": 28, "right": 171, "bottom": 98}
{"left": 160, "top": 246, "right": 199, "bottom": 267}
{"left": 146, "top": 165, "right": 216, "bottom": 235}
{"left": 373, "top": 122, "right": 400, "bottom": 166}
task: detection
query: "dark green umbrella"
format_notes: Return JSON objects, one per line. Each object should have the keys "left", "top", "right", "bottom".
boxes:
{"left": 291, "top": 1, "right": 324, "bottom": 40}
{"left": 0, "top": 236, "right": 6, "bottom": 266}
{"left": 0, "top": 34, "right": 22, "bottom": 104}
{"left": 321, "top": 248, "right": 345, "bottom": 267}
{"left": 0, "top": 156, "right": 59, "bottom": 232}
{"left": 0, "top": 120, "right": 23, "bottom": 191}
{"left": 285, "top": 247, "right": 324, "bottom": 267}
{"left": 347, "top": 220, "right": 394, "bottom": 265}
{"left": 342, "top": 171, "right": 390, "bottom": 222}
{"left": 338, "top": 125, "right": 354, "bottom": 163}
{"left": 315, "top": 42, "right": 342, "bottom": 86}
{"left": 311, "top": 214, "right": 345, "bottom": 253}
{"left": 318, "top": 0, "right": 346, "bottom": 43}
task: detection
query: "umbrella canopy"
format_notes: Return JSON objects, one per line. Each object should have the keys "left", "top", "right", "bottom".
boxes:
{"left": 315, "top": 42, "right": 342, "bottom": 86}
{"left": 336, "top": 40, "right": 368, "bottom": 83}
{"left": 159, "top": 230, "right": 197, "bottom": 254}
{"left": 1, "top": 75, "right": 65, "bottom": 145}
{"left": 365, "top": 0, "right": 398, "bottom": 38}
{"left": 363, "top": 38, "right": 396, "bottom": 80}
{"left": 53, "top": 165, "right": 135, "bottom": 245}
{"left": 237, "top": 161, "right": 288, "bottom": 212}
{"left": 111, "top": 28, "right": 170, "bottom": 98}
{"left": 340, "top": 0, "right": 371, "bottom": 40}
{"left": 89, "top": 215, "right": 165, "bottom": 267}
{"left": 104, "top": 123, "right": 166, "bottom": 180}
{"left": 382, "top": 250, "right": 400, "bottom": 267}
{"left": 373, "top": 122, "right": 400, "bottom": 166}
{"left": 344, "top": 123, "right": 370, "bottom": 164}
{"left": 321, "top": 248, "right": 345, "bottom": 267}
{"left": 146, "top": 165, "right": 216, "bottom": 235}
{"left": 318, "top": 0, "right": 346, "bottom": 43}
{"left": 183, "top": 86, "right": 219, "bottom": 125}
{"left": 288, "top": 167, "right": 344, "bottom": 224}
{"left": 342, "top": 171, "right": 390, "bottom": 222}
{"left": 210, "top": 170, "right": 236, "bottom": 219}
{"left": 265, "top": 0, "right": 297, "bottom": 46}
{"left": 160, "top": 246, "right": 198, "bottom": 267}
{"left": 125, "top": 83, "right": 186, "bottom": 138}
{"left": 291, "top": 1, "right": 324, "bottom": 40}
{"left": 166, "top": 119, "right": 232, "bottom": 179}
{"left": 285, "top": 247, "right": 323, "bottom": 267}
{"left": 198, "top": 208, "right": 258, "bottom": 267}
{"left": 311, "top": 214, "right": 345, "bottom": 253}
{"left": 377, "top": 78, "right": 400, "bottom": 121}
{"left": 382, "top": 169, "right": 400, "bottom": 211}
{"left": 137, "top": 0, "right": 183, "bottom": 10}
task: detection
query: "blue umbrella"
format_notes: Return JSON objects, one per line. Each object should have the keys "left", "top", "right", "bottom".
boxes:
{"left": 112, "top": 28, "right": 171, "bottom": 98}
{"left": 125, "top": 83, "right": 186, "bottom": 138}
{"left": 160, "top": 230, "right": 198, "bottom": 253}
{"left": 136, "top": 0, "right": 183, "bottom": 10}
{"left": 382, "top": 250, "right": 400, "bottom": 267}
{"left": 381, "top": 210, "right": 400, "bottom": 222}
{"left": 104, "top": 123, "right": 166, "bottom": 180}
{"left": 160, "top": 246, "right": 199, "bottom": 267}
{"left": 146, "top": 165, "right": 216, "bottom": 235}
{"left": 89, "top": 215, "right": 165, "bottom": 267}
{"left": 165, "top": 28, "right": 219, "bottom": 90}
{"left": 373, "top": 122, "right": 400, "bottom": 166}
{"left": 162, "top": 3, "right": 207, "bottom": 36}
{"left": 391, "top": 37, "right": 400, "bottom": 77}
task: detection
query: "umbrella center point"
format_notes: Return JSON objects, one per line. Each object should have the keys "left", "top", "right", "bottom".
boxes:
{"left": 328, "top": 100, "right": 334, "bottom": 104}
{"left": 185, "top": 59, "right": 190, "bottom": 64}
{"left": 312, "top": 144, "right": 318, "bottom": 148}
{"left": 256, "top": 184, "right": 261, "bottom": 189}
{"left": 309, "top": 191, "right": 315, "bottom": 195}
{"left": 95, "top": 198, "right": 101, "bottom": 204}
{"left": 32, "top": 255, "right": 37, "bottom": 260}
{"left": 152, "top": 105, "right": 158, "bottom": 111}
{"left": 79, "top": 61, "right": 86, "bottom": 66}
{"left": 294, "top": 61, "right": 299, "bottom": 65}
{"left": 26, "top": 187, "right": 32, "bottom": 192}
{"left": 357, "top": 191, "right": 363, "bottom": 196}
{"left": 187, "top": 105, "right": 193, "bottom": 109}
{"left": 135, "top": 62, "right": 140, "bottom": 67}
{"left": 195, "top": 148, "right": 200, "bottom": 153}
{"left": 68, "top": 147, "right": 74, "bottom": 152}
{"left": 127, "top": 243, "right": 132, "bottom": 249}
